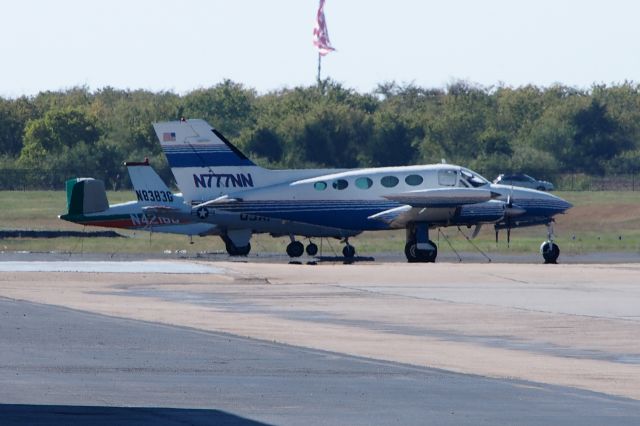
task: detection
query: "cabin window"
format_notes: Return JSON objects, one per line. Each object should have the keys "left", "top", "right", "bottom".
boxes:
{"left": 438, "top": 169, "right": 457, "bottom": 187}
{"left": 314, "top": 181, "right": 327, "bottom": 191}
{"left": 405, "top": 174, "right": 423, "bottom": 186}
{"left": 381, "top": 176, "right": 399, "bottom": 188}
{"left": 460, "top": 169, "right": 489, "bottom": 188}
{"left": 332, "top": 179, "right": 348, "bottom": 190}
{"left": 355, "top": 177, "right": 373, "bottom": 189}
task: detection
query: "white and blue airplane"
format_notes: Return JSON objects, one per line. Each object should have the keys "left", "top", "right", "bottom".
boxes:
{"left": 153, "top": 119, "right": 572, "bottom": 263}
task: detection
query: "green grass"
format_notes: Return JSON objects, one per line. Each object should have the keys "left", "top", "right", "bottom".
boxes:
{"left": 1, "top": 190, "right": 639, "bottom": 256}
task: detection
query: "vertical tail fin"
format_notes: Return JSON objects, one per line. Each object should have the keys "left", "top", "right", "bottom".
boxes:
{"left": 65, "top": 178, "right": 109, "bottom": 215}
{"left": 153, "top": 119, "right": 268, "bottom": 203}
{"left": 125, "top": 160, "right": 182, "bottom": 207}
{"left": 153, "top": 119, "right": 256, "bottom": 169}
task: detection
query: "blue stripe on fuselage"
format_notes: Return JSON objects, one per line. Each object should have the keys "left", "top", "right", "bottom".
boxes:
{"left": 165, "top": 152, "right": 255, "bottom": 167}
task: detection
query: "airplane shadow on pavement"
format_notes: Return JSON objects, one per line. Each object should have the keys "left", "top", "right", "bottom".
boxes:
{"left": 0, "top": 404, "right": 272, "bottom": 426}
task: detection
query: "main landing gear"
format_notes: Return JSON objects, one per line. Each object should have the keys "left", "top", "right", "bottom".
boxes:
{"left": 286, "top": 237, "right": 322, "bottom": 258}
{"left": 223, "top": 239, "right": 251, "bottom": 256}
{"left": 286, "top": 240, "right": 304, "bottom": 257}
{"left": 285, "top": 237, "right": 356, "bottom": 259}
{"left": 405, "top": 223, "right": 437, "bottom": 263}
{"left": 342, "top": 241, "right": 356, "bottom": 259}
{"left": 222, "top": 231, "right": 251, "bottom": 256}
{"left": 540, "top": 221, "right": 560, "bottom": 264}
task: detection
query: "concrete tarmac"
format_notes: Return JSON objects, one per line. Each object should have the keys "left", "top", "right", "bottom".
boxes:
{"left": 2, "top": 298, "right": 640, "bottom": 425}
{"left": 2, "top": 256, "right": 640, "bottom": 424}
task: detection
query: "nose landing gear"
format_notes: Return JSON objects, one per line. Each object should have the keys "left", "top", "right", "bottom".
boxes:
{"left": 540, "top": 221, "right": 560, "bottom": 264}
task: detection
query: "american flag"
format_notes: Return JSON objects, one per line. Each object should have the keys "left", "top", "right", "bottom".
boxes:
{"left": 163, "top": 132, "right": 176, "bottom": 142}
{"left": 313, "top": 0, "right": 335, "bottom": 56}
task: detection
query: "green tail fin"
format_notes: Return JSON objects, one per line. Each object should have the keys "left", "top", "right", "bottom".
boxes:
{"left": 64, "top": 178, "right": 109, "bottom": 215}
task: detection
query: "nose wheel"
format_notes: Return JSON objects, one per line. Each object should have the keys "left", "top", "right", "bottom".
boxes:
{"left": 540, "top": 221, "right": 560, "bottom": 264}
{"left": 540, "top": 241, "right": 560, "bottom": 264}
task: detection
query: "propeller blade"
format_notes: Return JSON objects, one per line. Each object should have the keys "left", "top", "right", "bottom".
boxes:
{"left": 471, "top": 224, "right": 483, "bottom": 239}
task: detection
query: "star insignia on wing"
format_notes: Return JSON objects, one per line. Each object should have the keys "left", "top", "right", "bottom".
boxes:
{"left": 197, "top": 207, "right": 209, "bottom": 219}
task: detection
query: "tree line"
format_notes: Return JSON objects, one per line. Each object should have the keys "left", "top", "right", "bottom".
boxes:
{"left": 2, "top": 79, "right": 640, "bottom": 190}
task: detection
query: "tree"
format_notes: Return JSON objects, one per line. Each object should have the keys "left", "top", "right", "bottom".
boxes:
{"left": 0, "top": 100, "right": 25, "bottom": 156}
{"left": 571, "top": 99, "right": 631, "bottom": 174}
{"left": 19, "top": 108, "right": 99, "bottom": 166}
{"left": 181, "top": 80, "right": 256, "bottom": 139}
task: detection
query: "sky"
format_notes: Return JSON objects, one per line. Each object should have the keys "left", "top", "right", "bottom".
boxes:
{"left": 2, "top": 0, "right": 640, "bottom": 97}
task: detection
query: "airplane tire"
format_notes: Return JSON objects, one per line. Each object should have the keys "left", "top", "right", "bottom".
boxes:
{"left": 405, "top": 242, "right": 418, "bottom": 263}
{"left": 405, "top": 241, "right": 437, "bottom": 263}
{"left": 540, "top": 241, "right": 560, "bottom": 264}
{"left": 226, "top": 242, "right": 251, "bottom": 256}
{"left": 286, "top": 241, "right": 304, "bottom": 258}
{"left": 342, "top": 244, "right": 356, "bottom": 259}
{"left": 237, "top": 243, "right": 251, "bottom": 256}
{"left": 426, "top": 240, "right": 438, "bottom": 262}
{"left": 306, "top": 242, "right": 319, "bottom": 256}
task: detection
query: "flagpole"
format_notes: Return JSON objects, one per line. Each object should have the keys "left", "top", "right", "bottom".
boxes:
{"left": 317, "top": 52, "right": 322, "bottom": 84}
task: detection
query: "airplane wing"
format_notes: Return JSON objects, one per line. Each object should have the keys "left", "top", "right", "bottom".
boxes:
{"left": 381, "top": 187, "right": 498, "bottom": 207}
{"left": 369, "top": 187, "right": 500, "bottom": 227}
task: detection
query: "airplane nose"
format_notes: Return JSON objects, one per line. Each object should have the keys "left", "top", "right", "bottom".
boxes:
{"left": 559, "top": 198, "right": 573, "bottom": 212}
{"left": 541, "top": 191, "right": 572, "bottom": 214}
{"left": 493, "top": 185, "right": 572, "bottom": 215}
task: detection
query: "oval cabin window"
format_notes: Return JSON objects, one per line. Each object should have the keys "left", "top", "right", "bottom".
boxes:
{"left": 314, "top": 181, "right": 327, "bottom": 191}
{"left": 332, "top": 179, "right": 349, "bottom": 190}
{"left": 381, "top": 176, "right": 399, "bottom": 188}
{"left": 355, "top": 177, "right": 373, "bottom": 189}
{"left": 405, "top": 174, "right": 423, "bottom": 186}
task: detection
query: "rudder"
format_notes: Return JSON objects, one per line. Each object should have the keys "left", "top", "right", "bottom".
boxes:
{"left": 65, "top": 178, "right": 109, "bottom": 215}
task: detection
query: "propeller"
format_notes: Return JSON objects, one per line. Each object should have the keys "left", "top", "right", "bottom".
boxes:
{"left": 495, "top": 189, "right": 526, "bottom": 248}
{"left": 471, "top": 224, "right": 482, "bottom": 239}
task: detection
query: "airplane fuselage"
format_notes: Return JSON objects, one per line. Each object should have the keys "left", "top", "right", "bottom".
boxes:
{"left": 207, "top": 164, "right": 571, "bottom": 232}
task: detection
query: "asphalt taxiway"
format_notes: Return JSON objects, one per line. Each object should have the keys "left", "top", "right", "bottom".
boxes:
{"left": 1, "top": 255, "right": 640, "bottom": 424}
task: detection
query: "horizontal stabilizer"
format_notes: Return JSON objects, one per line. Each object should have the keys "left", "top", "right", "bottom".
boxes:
{"left": 140, "top": 205, "right": 189, "bottom": 221}
{"left": 192, "top": 195, "right": 240, "bottom": 210}
{"left": 141, "top": 205, "right": 181, "bottom": 212}
{"left": 383, "top": 187, "right": 498, "bottom": 207}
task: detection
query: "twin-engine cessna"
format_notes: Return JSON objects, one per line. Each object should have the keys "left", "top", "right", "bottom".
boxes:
{"left": 151, "top": 119, "right": 572, "bottom": 263}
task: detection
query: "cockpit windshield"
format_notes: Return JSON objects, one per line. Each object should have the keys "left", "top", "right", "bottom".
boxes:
{"left": 460, "top": 168, "right": 489, "bottom": 188}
